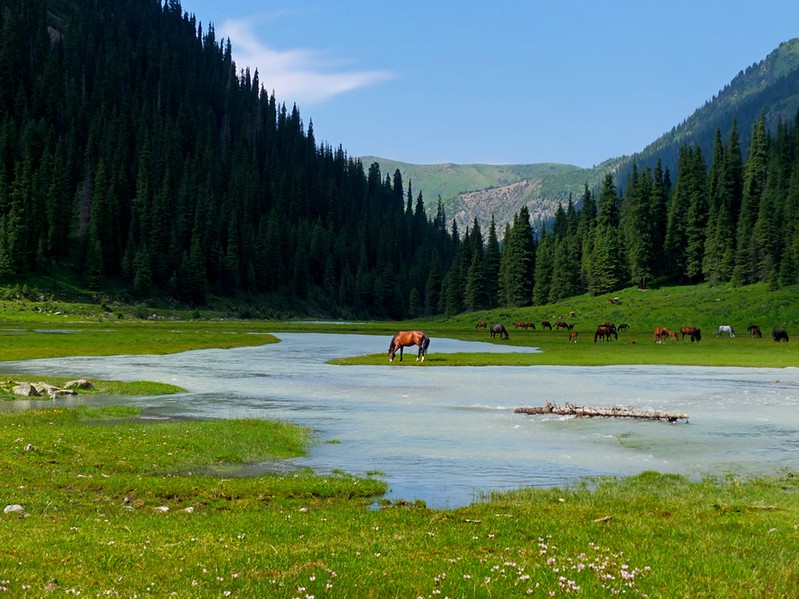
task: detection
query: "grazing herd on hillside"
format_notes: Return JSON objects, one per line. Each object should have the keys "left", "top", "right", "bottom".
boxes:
{"left": 476, "top": 319, "right": 789, "bottom": 344}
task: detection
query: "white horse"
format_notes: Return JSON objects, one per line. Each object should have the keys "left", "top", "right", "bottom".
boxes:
{"left": 716, "top": 325, "right": 735, "bottom": 338}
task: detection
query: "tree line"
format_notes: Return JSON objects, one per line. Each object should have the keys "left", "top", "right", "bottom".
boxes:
{"left": 2, "top": 0, "right": 798, "bottom": 319}
{"left": 453, "top": 113, "right": 799, "bottom": 313}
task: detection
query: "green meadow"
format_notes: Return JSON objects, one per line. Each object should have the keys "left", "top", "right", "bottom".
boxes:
{"left": 0, "top": 282, "right": 797, "bottom": 596}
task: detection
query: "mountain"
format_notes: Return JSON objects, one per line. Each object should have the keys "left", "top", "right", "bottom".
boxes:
{"left": 617, "top": 38, "right": 799, "bottom": 186}
{"left": 357, "top": 157, "right": 623, "bottom": 232}
{"left": 364, "top": 38, "right": 799, "bottom": 233}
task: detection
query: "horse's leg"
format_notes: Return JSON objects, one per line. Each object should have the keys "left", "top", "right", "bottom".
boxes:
{"left": 399, "top": 346, "right": 404, "bottom": 362}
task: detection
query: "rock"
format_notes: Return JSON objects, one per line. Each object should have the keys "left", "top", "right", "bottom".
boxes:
{"left": 64, "top": 379, "right": 93, "bottom": 390}
{"left": 11, "top": 382, "right": 38, "bottom": 396}
{"left": 33, "top": 382, "right": 61, "bottom": 395}
{"left": 4, "top": 504, "right": 26, "bottom": 514}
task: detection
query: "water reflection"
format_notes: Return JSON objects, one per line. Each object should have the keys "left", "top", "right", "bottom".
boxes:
{"left": 3, "top": 333, "right": 799, "bottom": 509}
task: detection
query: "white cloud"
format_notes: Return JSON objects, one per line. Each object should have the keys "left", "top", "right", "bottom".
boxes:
{"left": 219, "top": 18, "right": 395, "bottom": 105}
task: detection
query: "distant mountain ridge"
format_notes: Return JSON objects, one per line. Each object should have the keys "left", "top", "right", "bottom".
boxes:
{"left": 363, "top": 38, "right": 799, "bottom": 233}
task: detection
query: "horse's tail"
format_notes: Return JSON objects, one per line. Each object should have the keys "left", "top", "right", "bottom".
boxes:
{"left": 421, "top": 334, "right": 431, "bottom": 353}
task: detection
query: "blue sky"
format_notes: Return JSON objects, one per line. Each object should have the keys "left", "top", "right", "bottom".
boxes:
{"left": 179, "top": 1, "right": 799, "bottom": 168}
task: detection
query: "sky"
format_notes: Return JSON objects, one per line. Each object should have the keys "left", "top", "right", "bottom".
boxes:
{"left": 179, "top": 1, "right": 799, "bottom": 168}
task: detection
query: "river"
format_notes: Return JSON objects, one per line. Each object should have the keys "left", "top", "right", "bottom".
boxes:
{"left": 4, "top": 332, "right": 799, "bottom": 509}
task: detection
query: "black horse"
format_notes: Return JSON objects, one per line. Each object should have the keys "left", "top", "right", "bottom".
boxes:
{"left": 772, "top": 329, "right": 789, "bottom": 342}
{"left": 490, "top": 324, "right": 509, "bottom": 340}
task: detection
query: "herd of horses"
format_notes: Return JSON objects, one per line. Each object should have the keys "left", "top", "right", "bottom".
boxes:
{"left": 388, "top": 320, "right": 790, "bottom": 363}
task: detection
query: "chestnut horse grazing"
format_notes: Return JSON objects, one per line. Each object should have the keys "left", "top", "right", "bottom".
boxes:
{"left": 388, "top": 331, "right": 430, "bottom": 362}
{"left": 680, "top": 327, "right": 702, "bottom": 342}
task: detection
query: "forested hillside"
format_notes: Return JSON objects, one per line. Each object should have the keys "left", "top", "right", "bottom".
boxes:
{"left": 2, "top": 0, "right": 799, "bottom": 319}
{"left": 0, "top": 0, "right": 460, "bottom": 318}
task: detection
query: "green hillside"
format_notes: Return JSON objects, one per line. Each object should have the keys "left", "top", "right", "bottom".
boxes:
{"left": 360, "top": 156, "right": 623, "bottom": 231}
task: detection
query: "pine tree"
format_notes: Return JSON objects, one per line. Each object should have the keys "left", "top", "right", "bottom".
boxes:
{"left": 498, "top": 206, "right": 534, "bottom": 307}
{"left": 483, "top": 216, "right": 501, "bottom": 307}
{"left": 733, "top": 113, "right": 769, "bottom": 285}
{"left": 533, "top": 231, "right": 553, "bottom": 305}
{"left": 684, "top": 146, "right": 709, "bottom": 282}
{"left": 588, "top": 174, "right": 624, "bottom": 295}
{"left": 621, "top": 165, "right": 656, "bottom": 289}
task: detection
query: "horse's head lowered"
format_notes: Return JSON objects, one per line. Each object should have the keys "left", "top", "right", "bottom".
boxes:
{"left": 389, "top": 330, "right": 430, "bottom": 362}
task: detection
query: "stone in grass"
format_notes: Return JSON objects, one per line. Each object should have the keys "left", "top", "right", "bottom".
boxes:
{"left": 64, "top": 379, "right": 94, "bottom": 390}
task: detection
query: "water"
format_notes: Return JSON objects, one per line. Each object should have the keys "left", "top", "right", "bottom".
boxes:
{"left": 4, "top": 333, "right": 799, "bottom": 509}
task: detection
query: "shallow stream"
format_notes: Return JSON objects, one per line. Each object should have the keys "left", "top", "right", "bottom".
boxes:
{"left": 4, "top": 333, "right": 798, "bottom": 509}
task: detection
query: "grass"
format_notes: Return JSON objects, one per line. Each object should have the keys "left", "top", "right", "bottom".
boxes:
{"left": 0, "top": 407, "right": 796, "bottom": 597}
{"left": 0, "top": 282, "right": 798, "bottom": 595}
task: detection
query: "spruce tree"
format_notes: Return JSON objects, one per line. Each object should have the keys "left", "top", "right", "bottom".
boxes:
{"left": 498, "top": 206, "right": 534, "bottom": 307}
{"left": 588, "top": 174, "right": 624, "bottom": 295}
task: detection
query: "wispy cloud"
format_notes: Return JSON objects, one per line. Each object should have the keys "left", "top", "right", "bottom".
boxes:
{"left": 219, "top": 18, "right": 395, "bottom": 105}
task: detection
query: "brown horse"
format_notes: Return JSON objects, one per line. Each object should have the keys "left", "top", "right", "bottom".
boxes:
{"left": 568, "top": 330, "right": 578, "bottom": 343}
{"left": 475, "top": 321, "right": 487, "bottom": 329}
{"left": 388, "top": 331, "right": 430, "bottom": 362}
{"left": 680, "top": 327, "right": 702, "bottom": 342}
{"left": 747, "top": 325, "right": 762, "bottom": 338}
{"left": 654, "top": 326, "right": 669, "bottom": 344}
{"left": 541, "top": 320, "right": 553, "bottom": 331}
{"left": 594, "top": 325, "right": 617, "bottom": 342}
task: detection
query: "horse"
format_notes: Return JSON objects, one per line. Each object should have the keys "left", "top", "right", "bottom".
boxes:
{"left": 654, "top": 326, "right": 669, "bottom": 344}
{"left": 554, "top": 320, "right": 570, "bottom": 330}
{"left": 680, "top": 327, "right": 702, "bottom": 342}
{"left": 524, "top": 322, "right": 536, "bottom": 330}
{"left": 747, "top": 325, "right": 762, "bottom": 338}
{"left": 541, "top": 320, "right": 553, "bottom": 331}
{"left": 716, "top": 325, "right": 735, "bottom": 338}
{"left": 600, "top": 322, "right": 617, "bottom": 333}
{"left": 513, "top": 321, "right": 525, "bottom": 329}
{"left": 617, "top": 323, "right": 629, "bottom": 331}
{"left": 388, "top": 330, "right": 430, "bottom": 362}
{"left": 568, "top": 330, "right": 578, "bottom": 343}
{"left": 475, "top": 321, "right": 487, "bottom": 329}
{"left": 594, "top": 325, "right": 617, "bottom": 342}
{"left": 772, "top": 329, "right": 789, "bottom": 342}
{"left": 490, "top": 323, "right": 509, "bottom": 340}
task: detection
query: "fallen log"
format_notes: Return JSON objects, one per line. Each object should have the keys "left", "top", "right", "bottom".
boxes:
{"left": 514, "top": 402, "right": 689, "bottom": 422}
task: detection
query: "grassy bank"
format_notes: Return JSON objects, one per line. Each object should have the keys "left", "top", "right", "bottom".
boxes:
{"left": 0, "top": 407, "right": 796, "bottom": 597}
{"left": 0, "top": 283, "right": 797, "bottom": 596}
{"left": 0, "top": 281, "right": 797, "bottom": 368}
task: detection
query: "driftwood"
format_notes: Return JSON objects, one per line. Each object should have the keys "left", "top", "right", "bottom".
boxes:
{"left": 514, "top": 402, "right": 689, "bottom": 423}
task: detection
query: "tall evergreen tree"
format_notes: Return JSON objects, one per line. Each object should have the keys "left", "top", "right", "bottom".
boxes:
{"left": 498, "top": 206, "right": 535, "bottom": 307}
{"left": 588, "top": 174, "right": 624, "bottom": 295}
{"left": 733, "top": 113, "right": 769, "bottom": 285}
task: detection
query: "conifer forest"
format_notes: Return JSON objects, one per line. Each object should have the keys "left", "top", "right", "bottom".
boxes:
{"left": 3, "top": 0, "right": 799, "bottom": 318}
